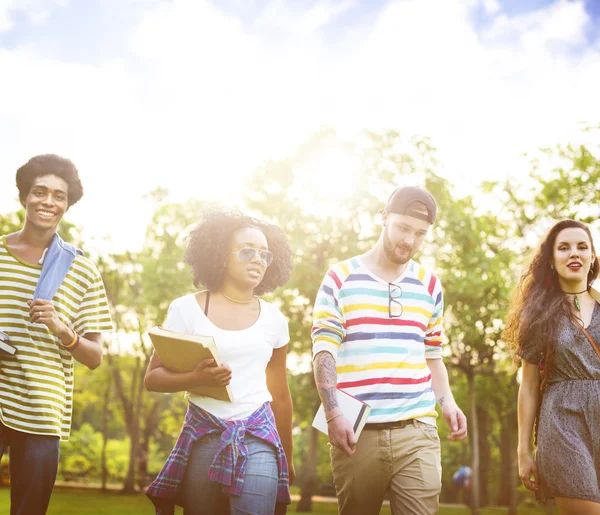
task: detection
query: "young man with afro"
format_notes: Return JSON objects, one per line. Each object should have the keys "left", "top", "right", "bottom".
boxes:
{"left": 0, "top": 154, "right": 113, "bottom": 514}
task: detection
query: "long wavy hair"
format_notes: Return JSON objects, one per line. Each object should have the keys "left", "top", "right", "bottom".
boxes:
{"left": 504, "top": 220, "right": 599, "bottom": 374}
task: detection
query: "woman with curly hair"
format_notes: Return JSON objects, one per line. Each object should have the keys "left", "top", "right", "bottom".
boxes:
{"left": 145, "top": 211, "right": 294, "bottom": 515}
{"left": 504, "top": 219, "right": 600, "bottom": 514}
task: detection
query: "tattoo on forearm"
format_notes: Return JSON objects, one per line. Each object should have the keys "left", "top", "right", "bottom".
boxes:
{"left": 314, "top": 352, "right": 339, "bottom": 411}
{"left": 438, "top": 396, "right": 445, "bottom": 408}
{"left": 321, "top": 387, "right": 339, "bottom": 411}
{"left": 315, "top": 352, "right": 337, "bottom": 383}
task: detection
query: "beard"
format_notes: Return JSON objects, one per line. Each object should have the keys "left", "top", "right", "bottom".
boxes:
{"left": 383, "top": 231, "right": 413, "bottom": 265}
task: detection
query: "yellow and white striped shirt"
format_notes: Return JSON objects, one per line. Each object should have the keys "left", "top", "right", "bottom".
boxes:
{"left": 0, "top": 236, "right": 113, "bottom": 441}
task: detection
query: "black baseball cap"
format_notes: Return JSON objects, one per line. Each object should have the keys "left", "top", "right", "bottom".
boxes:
{"left": 384, "top": 186, "right": 437, "bottom": 224}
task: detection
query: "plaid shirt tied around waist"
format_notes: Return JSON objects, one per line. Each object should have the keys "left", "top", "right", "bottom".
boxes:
{"left": 146, "top": 402, "right": 290, "bottom": 513}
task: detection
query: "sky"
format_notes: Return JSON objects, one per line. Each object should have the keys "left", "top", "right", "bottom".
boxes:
{"left": 1, "top": 0, "right": 599, "bottom": 253}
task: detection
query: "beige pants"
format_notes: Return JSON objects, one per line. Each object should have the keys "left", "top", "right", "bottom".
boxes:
{"left": 330, "top": 419, "right": 442, "bottom": 515}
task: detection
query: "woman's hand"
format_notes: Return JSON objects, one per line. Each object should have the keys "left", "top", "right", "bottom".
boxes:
{"left": 518, "top": 452, "right": 539, "bottom": 492}
{"left": 192, "top": 358, "right": 232, "bottom": 387}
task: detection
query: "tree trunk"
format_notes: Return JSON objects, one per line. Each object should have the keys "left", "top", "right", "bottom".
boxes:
{"left": 137, "top": 440, "right": 149, "bottom": 492}
{"left": 297, "top": 410, "right": 320, "bottom": 512}
{"left": 477, "top": 406, "right": 490, "bottom": 507}
{"left": 107, "top": 353, "right": 135, "bottom": 492}
{"left": 497, "top": 414, "right": 510, "bottom": 505}
{"left": 138, "top": 399, "right": 161, "bottom": 490}
{"left": 122, "top": 360, "right": 145, "bottom": 493}
{"left": 122, "top": 420, "right": 140, "bottom": 492}
{"left": 101, "top": 376, "right": 111, "bottom": 491}
{"left": 498, "top": 408, "right": 518, "bottom": 514}
{"left": 468, "top": 373, "right": 480, "bottom": 515}
{"left": 508, "top": 417, "right": 518, "bottom": 515}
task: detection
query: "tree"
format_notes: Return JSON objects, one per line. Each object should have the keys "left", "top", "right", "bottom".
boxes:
{"left": 431, "top": 181, "right": 519, "bottom": 515}
{"left": 98, "top": 194, "right": 211, "bottom": 492}
{"left": 489, "top": 127, "right": 600, "bottom": 234}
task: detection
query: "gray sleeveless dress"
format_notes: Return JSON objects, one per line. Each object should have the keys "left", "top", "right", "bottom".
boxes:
{"left": 519, "top": 303, "right": 600, "bottom": 502}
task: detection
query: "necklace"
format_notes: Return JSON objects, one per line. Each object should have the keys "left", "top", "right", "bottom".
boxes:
{"left": 220, "top": 291, "right": 255, "bottom": 304}
{"left": 561, "top": 287, "right": 588, "bottom": 311}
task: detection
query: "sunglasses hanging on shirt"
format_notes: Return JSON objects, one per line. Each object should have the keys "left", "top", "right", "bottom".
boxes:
{"left": 388, "top": 283, "right": 403, "bottom": 318}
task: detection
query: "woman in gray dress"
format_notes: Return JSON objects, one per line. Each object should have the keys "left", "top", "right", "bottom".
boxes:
{"left": 504, "top": 219, "right": 600, "bottom": 515}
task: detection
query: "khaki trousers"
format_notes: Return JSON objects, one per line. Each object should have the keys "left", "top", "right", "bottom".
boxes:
{"left": 330, "top": 419, "right": 442, "bottom": 515}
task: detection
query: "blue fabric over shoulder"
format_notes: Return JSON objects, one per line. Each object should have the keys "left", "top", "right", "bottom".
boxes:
{"left": 33, "top": 233, "right": 84, "bottom": 301}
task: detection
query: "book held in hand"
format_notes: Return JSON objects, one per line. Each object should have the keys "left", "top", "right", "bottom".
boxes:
{"left": 0, "top": 330, "right": 16, "bottom": 356}
{"left": 147, "top": 326, "right": 233, "bottom": 403}
{"left": 312, "top": 388, "right": 371, "bottom": 440}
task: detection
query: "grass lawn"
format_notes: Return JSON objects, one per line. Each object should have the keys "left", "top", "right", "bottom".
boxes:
{"left": 0, "top": 487, "right": 550, "bottom": 514}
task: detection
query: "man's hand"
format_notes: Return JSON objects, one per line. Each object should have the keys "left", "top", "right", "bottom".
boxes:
{"left": 327, "top": 411, "right": 356, "bottom": 456}
{"left": 191, "top": 358, "right": 232, "bottom": 387}
{"left": 313, "top": 352, "right": 356, "bottom": 454}
{"left": 442, "top": 401, "right": 468, "bottom": 441}
{"left": 28, "top": 299, "right": 67, "bottom": 336}
{"left": 288, "top": 461, "right": 296, "bottom": 485}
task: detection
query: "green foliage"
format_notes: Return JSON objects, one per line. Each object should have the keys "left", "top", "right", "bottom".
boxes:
{"left": 63, "top": 455, "right": 92, "bottom": 477}
{"left": 0, "top": 210, "right": 24, "bottom": 234}
{"left": 434, "top": 192, "right": 515, "bottom": 372}
{"left": 59, "top": 424, "right": 130, "bottom": 482}
{"left": 72, "top": 364, "right": 124, "bottom": 439}
{"left": 489, "top": 126, "right": 600, "bottom": 241}
{"left": 289, "top": 372, "right": 333, "bottom": 485}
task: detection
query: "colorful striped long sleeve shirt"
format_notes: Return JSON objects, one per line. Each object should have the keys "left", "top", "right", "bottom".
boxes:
{"left": 312, "top": 257, "right": 444, "bottom": 424}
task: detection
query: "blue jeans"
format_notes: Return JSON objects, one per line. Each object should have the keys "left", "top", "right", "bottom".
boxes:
{"left": 0, "top": 422, "right": 60, "bottom": 515}
{"left": 181, "top": 434, "right": 279, "bottom": 515}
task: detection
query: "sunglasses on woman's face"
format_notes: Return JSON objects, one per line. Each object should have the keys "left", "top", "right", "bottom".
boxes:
{"left": 231, "top": 247, "right": 274, "bottom": 267}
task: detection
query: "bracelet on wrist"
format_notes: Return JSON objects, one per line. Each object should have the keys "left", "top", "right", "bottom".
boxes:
{"left": 61, "top": 329, "right": 79, "bottom": 349}
{"left": 67, "top": 333, "right": 81, "bottom": 352}
{"left": 326, "top": 413, "right": 343, "bottom": 424}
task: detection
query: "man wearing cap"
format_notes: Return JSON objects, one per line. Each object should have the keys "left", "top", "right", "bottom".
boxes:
{"left": 312, "top": 186, "right": 467, "bottom": 515}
